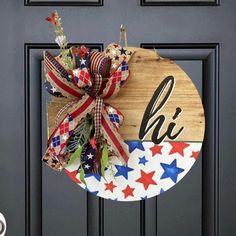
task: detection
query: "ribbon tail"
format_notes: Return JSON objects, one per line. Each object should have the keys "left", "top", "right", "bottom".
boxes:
{"left": 42, "top": 147, "right": 64, "bottom": 171}
{"left": 101, "top": 112, "right": 129, "bottom": 165}
{"left": 44, "top": 94, "right": 95, "bottom": 171}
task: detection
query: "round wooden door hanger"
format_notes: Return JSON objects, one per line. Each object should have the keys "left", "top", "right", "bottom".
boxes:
{"left": 45, "top": 45, "right": 205, "bottom": 202}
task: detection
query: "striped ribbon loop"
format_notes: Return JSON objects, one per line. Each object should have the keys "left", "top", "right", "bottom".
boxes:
{"left": 90, "top": 51, "right": 111, "bottom": 77}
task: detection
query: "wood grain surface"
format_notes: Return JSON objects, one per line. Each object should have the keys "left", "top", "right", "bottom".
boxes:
{"left": 47, "top": 47, "right": 205, "bottom": 142}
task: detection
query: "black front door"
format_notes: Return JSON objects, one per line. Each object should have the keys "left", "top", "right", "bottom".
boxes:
{"left": 0, "top": 0, "right": 235, "bottom": 235}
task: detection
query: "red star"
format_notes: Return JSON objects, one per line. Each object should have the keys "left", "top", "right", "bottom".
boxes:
{"left": 104, "top": 181, "right": 117, "bottom": 193}
{"left": 190, "top": 151, "right": 200, "bottom": 160}
{"left": 150, "top": 144, "right": 163, "bottom": 156}
{"left": 89, "top": 138, "right": 97, "bottom": 149}
{"left": 169, "top": 142, "right": 190, "bottom": 156}
{"left": 122, "top": 185, "right": 135, "bottom": 199}
{"left": 45, "top": 11, "right": 57, "bottom": 26}
{"left": 64, "top": 169, "right": 81, "bottom": 184}
{"left": 136, "top": 170, "right": 157, "bottom": 190}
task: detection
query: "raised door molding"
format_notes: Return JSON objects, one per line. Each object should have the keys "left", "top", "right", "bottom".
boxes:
{"left": 140, "top": 0, "right": 219, "bottom": 6}
{"left": 25, "top": 0, "right": 103, "bottom": 6}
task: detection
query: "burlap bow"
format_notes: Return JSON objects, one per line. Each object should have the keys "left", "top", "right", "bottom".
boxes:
{"left": 42, "top": 43, "right": 133, "bottom": 173}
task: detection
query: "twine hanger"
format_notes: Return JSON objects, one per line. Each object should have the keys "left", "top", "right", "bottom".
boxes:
{"left": 153, "top": 47, "right": 162, "bottom": 60}
{"left": 119, "top": 24, "right": 128, "bottom": 47}
{"left": 119, "top": 24, "right": 161, "bottom": 61}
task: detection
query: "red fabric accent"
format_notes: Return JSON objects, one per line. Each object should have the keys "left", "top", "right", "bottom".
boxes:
{"left": 103, "top": 83, "right": 116, "bottom": 99}
{"left": 70, "top": 95, "right": 94, "bottom": 118}
{"left": 112, "top": 71, "right": 122, "bottom": 83}
{"left": 47, "top": 114, "right": 67, "bottom": 145}
{"left": 101, "top": 115, "right": 129, "bottom": 163}
{"left": 47, "top": 71, "right": 82, "bottom": 98}
{"left": 64, "top": 169, "right": 81, "bottom": 184}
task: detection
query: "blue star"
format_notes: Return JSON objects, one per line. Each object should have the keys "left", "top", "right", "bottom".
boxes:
{"left": 85, "top": 173, "right": 101, "bottom": 181}
{"left": 160, "top": 188, "right": 164, "bottom": 194}
{"left": 114, "top": 165, "right": 134, "bottom": 179}
{"left": 160, "top": 159, "right": 184, "bottom": 183}
{"left": 90, "top": 190, "right": 99, "bottom": 196}
{"left": 138, "top": 156, "right": 148, "bottom": 166}
{"left": 141, "top": 196, "right": 148, "bottom": 200}
{"left": 125, "top": 141, "right": 145, "bottom": 153}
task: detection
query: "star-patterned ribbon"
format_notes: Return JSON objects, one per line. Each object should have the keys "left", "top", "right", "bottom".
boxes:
{"left": 42, "top": 43, "right": 134, "bottom": 173}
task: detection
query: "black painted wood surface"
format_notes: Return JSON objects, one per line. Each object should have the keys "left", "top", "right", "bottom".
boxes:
{"left": 0, "top": 1, "right": 235, "bottom": 236}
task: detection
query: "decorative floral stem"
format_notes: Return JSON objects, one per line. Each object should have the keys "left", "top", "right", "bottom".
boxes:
{"left": 46, "top": 10, "right": 74, "bottom": 70}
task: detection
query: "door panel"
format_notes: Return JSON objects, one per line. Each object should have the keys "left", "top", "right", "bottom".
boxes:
{"left": 104, "top": 201, "right": 141, "bottom": 236}
{"left": 140, "top": 0, "right": 219, "bottom": 6}
{"left": 155, "top": 60, "right": 202, "bottom": 236}
{"left": 25, "top": 0, "right": 103, "bottom": 7}
{"left": 0, "top": 1, "right": 235, "bottom": 235}
{"left": 141, "top": 44, "right": 219, "bottom": 236}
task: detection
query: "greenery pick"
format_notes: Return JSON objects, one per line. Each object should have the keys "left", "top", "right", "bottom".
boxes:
{"left": 80, "top": 166, "right": 86, "bottom": 185}
{"left": 46, "top": 10, "right": 74, "bottom": 70}
{"left": 101, "top": 144, "right": 109, "bottom": 179}
{"left": 67, "top": 145, "right": 83, "bottom": 166}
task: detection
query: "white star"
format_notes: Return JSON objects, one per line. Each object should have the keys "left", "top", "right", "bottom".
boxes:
{"left": 62, "top": 134, "right": 68, "bottom": 141}
{"left": 73, "top": 68, "right": 80, "bottom": 76}
{"left": 112, "top": 63, "right": 117, "bottom": 69}
{"left": 87, "top": 153, "right": 93, "bottom": 159}
{"left": 51, "top": 86, "right": 57, "bottom": 93}
{"left": 84, "top": 164, "right": 90, "bottom": 169}
{"left": 80, "top": 58, "right": 86, "bottom": 65}
{"left": 108, "top": 107, "right": 114, "bottom": 113}
{"left": 111, "top": 49, "right": 116, "bottom": 55}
